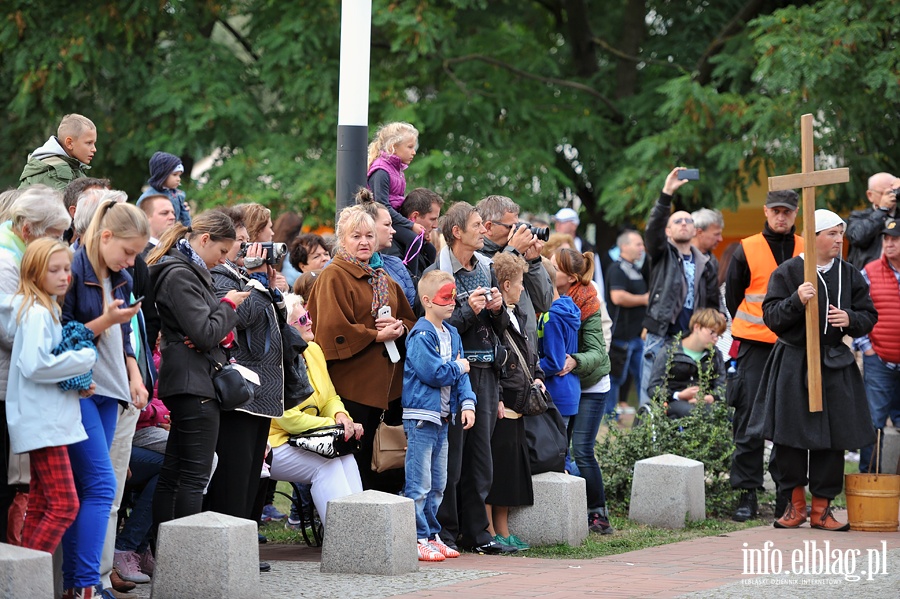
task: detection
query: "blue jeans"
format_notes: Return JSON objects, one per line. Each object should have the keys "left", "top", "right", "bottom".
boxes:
{"left": 63, "top": 394, "right": 119, "bottom": 588}
{"left": 403, "top": 419, "right": 449, "bottom": 540}
{"left": 860, "top": 354, "right": 900, "bottom": 473}
{"left": 605, "top": 337, "right": 644, "bottom": 417}
{"left": 639, "top": 333, "right": 667, "bottom": 406}
{"left": 570, "top": 392, "right": 608, "bottom": 511}
{"left": 116, "top": 447, "right": 164, "bottom": 552}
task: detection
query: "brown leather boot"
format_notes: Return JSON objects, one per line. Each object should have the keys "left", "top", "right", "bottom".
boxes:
{"left": 810, "top": 496, "right": 850, "bottom": 531}
{"left": 774, "top": 486, "right": 807, "bottom": 528}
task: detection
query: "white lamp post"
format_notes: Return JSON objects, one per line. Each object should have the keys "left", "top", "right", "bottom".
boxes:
{"left": 335, "top": 0, "right": 372, "bottom": 215}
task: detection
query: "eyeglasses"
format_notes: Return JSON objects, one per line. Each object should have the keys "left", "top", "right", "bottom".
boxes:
{"left": 490, "top": 221, "right": 517, "bottom": 230}
{"left": 672, "top": 218, "right": 694, "bottom": 225}
{"left": 291, "top": 313, "right": 312, "bottom": 327}
{"left": 704, "top": 327, "right": 720, "bottom": 338}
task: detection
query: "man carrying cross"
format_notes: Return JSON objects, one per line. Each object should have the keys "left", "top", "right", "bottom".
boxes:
{"left": 747, "top": 210, "right": 877, "bottom": 531}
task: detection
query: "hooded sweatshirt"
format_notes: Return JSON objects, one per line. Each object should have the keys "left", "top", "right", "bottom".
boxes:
{"left": 18, "top": 136, "right": 89, "bottom": 190}
{"left": 538, "top": 295, "right": 582, "bottom": 416}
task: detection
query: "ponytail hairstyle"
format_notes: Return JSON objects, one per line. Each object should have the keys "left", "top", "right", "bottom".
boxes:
{"left": 146, "top": 210, "right": 236, "bottom": 265}
{"left": 16, "top": 238, "right": 72, "bottom": 324}
{"left": 554, "top": 248, "right": 595, "bottom": 286}
{"left": 82, "top": 200, "right": 150, "bottom": 276}
{"left": 366, "top": 122, "right": 419, "bottom": 168}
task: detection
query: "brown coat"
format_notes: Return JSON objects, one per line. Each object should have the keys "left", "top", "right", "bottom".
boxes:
{"left": 308, "top": 257, "right": 416, "bottom": 409}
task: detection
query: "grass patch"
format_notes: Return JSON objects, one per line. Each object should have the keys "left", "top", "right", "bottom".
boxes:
{"left": 525, "top": 515, "right": 763, "bottom": 559}
{"left": 258, "top": 481, "right": 319, "bottom": 544}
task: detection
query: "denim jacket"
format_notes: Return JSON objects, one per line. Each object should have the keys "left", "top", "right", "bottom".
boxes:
{"left": 402, "top": 318, "right": 476, "bottom": 424}
{"left": 63, "top": 246, "right": 135, "bottom": 360}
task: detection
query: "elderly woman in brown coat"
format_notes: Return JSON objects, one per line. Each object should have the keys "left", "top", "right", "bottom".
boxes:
{"left": 307, "top": 205, "right": 416, "bottom": 491}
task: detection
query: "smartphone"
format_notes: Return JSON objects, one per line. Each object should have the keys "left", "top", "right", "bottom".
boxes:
{"left": 677, "top": 169, "right": 700, "bottom": 181}
{"left": 126, "top": 296, "right": 145, "bottom": 308}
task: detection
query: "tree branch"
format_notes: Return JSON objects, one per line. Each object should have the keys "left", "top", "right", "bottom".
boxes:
{"left": 592, "top": 36, "right": 688, "bottom": 73}
{"left": 693, "top": 0, "right": 766, "bottom": 84}
{"left": 217, "top": 18, "right": 259, "bottom": 62}
{"left": 443, "top": 54, "right": 623, "bottom": 121}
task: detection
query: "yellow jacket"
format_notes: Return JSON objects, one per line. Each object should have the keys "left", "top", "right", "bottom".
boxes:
{"left": 268, "top": 341, "right": 352, "bottom": 448}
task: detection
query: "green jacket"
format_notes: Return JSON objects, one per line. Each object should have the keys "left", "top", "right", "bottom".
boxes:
{"left": 18, "top": 137, "right": 88, "bottom": 190}
{"left": 572, "top": 311, "right": 611, "bottom": 389}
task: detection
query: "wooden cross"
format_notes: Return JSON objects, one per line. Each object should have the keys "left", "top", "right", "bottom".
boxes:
{"left": 768, "top": 113, "right": 849, "bottom": 412}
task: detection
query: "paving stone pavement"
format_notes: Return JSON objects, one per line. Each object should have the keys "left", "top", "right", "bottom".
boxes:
{"left": 127, "top": 508, "right": 900, "bottom": 598}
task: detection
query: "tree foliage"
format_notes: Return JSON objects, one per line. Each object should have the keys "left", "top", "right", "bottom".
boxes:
{"left": 1, "top": 0, "right": 897, "bottom": 237}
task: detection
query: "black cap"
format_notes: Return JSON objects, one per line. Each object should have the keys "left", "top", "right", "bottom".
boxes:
{"left": 766, "top": 190, "right": 799, "bottom": 210}
{"left": 883, "top": 219, "right": 900, "bottom": 237}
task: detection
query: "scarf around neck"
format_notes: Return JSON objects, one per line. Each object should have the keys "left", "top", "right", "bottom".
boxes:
{"left": 566, "top": 281, "right": 600, "bottom": 322}
{"left": 335, "top": 246, "right": 390, "bottom": 317}
{"left": 176, "top": 238, "right": 208, "bottom": 270}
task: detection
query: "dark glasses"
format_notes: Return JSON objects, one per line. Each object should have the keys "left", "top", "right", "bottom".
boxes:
{"left": 291, "top": 313, "right": 312, "bottom": 327}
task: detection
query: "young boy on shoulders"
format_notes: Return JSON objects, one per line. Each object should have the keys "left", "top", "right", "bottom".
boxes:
{"left": 402, "top": 270, "right": 476, "bottom": 562}
{"left": 19, "top": 114, "right": 97, "bottom": 190}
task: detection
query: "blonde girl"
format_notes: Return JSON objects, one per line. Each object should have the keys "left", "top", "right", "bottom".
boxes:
{"left": 61, "top": 200, "right": 149, "bottom": 598}
{"left": 3, "top": 239, "right": 95, "bottom": 558}
{"left": 366, "top": 122, "right": 424, "bottom": 242}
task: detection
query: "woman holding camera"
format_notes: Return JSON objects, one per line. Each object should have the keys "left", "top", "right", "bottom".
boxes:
{"left": 206, "top": 203, "right": 290, "bottom": 525}
{"left": 307, "top": 205, "right": 416, "bottom": 491}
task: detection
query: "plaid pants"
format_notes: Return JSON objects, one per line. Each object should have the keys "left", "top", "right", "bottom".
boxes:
{"left": 23, "top": 446, "right": 79, "bottom": 553}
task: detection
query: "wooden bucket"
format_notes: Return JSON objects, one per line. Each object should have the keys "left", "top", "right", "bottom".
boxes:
{"left": 845, "top": 431, "right": 900, "bottom": 532}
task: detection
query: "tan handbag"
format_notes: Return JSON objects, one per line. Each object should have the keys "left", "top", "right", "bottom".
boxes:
{"left": 370, "top": 411, "right": 407, "bottom": 473}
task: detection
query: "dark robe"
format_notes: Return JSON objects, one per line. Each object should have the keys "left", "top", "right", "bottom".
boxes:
{"left": 747, "top": 255, "right": 877, "bottom": 450}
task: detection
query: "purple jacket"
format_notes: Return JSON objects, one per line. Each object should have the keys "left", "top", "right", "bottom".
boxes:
{"left": 367, "top": 153, "right": 407, "bottom": 209}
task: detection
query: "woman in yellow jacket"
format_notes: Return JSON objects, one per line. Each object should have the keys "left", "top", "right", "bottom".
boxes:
{"left": 267, "top": 299, "right": 364, "bottom": 525}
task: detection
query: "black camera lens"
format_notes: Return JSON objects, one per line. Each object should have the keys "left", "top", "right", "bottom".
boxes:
{"left": 529, "top": 226, "right": 550, "bottom": 242}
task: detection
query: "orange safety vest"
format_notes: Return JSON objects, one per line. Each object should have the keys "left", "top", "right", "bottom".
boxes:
{"left": 731, "top": 233, "right": 803, "bottom": 344}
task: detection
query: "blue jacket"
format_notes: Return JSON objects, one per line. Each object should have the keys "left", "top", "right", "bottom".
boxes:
{"left": 538, "top": 296, "right": 582, "bottom": 416}
{"left": 402, "top": 318, "right": 476, "bottom": 423}
{"left": 63, "top": 247, "right": 136, "bottom": 360}
{"left": 137, "top": 186, "right": 191, "bottom": 227}
{"left": 381, "top": 253, "right": 417, "bottom": 310}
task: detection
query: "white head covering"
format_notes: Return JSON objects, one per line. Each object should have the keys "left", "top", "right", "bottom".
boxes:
{"left": 814, "top": 209, "right": 845, "bottom": 233}
{"left": 553, "top": 207, "right": 579, "bottom": 224}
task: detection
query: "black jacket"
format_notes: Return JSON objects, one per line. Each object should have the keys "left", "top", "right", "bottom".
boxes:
{"left": 150, "top": 251, "right": 238, "bottom": 400}
{"left": 500, "top": 305, "right": 545, "bottom": 410}
{"left": 211, "top": 263, "right": 287, "bottom": 418}
{"left": 846, "top": 206, "right": 897, "bottom": 269}
{"left": 647, "top": 340, "right": 725, "bottom": 404}
{"left": 642, "top": 192, "right": 720, "bottom": 336}
{"left": 747, "top": 256, "right": 877, "bottom": 450}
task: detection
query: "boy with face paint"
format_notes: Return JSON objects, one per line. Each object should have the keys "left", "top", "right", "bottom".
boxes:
{"left": 402, "top": 271, "right": 476, "bottom": 562}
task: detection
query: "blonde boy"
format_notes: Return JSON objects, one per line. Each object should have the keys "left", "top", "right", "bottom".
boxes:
{"left": 402, "top": 270, "right": 476, "bottom": 562}
{"left": 19, "top": 114, "right": 97, "bottom": 190}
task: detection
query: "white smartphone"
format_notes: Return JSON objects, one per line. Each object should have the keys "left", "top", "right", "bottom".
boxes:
{"left": 377, "top": 305, "right": 401, "bottom": 363}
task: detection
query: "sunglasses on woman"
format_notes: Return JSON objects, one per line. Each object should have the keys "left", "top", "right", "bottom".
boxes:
{"left": 291, "top": 313, "right": 312, "bottom": 327}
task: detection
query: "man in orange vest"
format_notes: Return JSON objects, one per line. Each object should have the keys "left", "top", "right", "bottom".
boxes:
{"left": 857, "top": 220, "right": 900, "bottom": 473}
{"left": 724, "top": 190, "right": 802, "bottom": 522}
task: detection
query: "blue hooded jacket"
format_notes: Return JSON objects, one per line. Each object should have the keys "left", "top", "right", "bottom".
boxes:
{"left": 538, "top": 296, "right": 582, "bottom": 416}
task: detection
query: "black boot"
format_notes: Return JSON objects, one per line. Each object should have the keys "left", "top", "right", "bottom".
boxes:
{"left": 733, "top": 490, "right": 758, "bottom": 522}
{"left": 773, "top": 488, "right": 789, "bottom": 522}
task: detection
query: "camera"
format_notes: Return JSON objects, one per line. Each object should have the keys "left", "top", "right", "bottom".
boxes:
{"left": 484, "top": 289, "right": 493, "bottom": 303}
{"left": 514, "top": 222, "right": 549, "bottom": 242}
{"left": 239, "top": 242, "right": 288, "bottom": 266}
{"left": 528, "top": 225, "right": 550, "bottom": 242}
